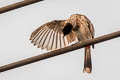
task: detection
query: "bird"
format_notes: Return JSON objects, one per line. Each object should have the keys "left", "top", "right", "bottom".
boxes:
{"left": 30, "top": 14, "right": 95, "bottom": 73}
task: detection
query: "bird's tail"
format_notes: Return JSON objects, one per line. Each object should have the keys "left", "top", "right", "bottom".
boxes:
{"left": 83, "top": 46, "right": 92, "bottom": 73}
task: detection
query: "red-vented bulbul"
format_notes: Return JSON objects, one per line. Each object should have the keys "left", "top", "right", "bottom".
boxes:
{"left": 30, "top": 14, "right": 95, "bottom": 73}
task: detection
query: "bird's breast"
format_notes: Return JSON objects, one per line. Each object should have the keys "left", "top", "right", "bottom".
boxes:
{"left": 73, "top": 27, "right": 83, "bottom": 41}
{"left": 73, "top": 25, "right": 88, "bottom": 41}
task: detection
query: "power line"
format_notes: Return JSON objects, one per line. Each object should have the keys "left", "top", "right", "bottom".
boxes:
{"left": 0, "top": 0, "right": 44, "bottom": 14}
{"left": 0, "top": 31, "right": 120, "bottom": 73}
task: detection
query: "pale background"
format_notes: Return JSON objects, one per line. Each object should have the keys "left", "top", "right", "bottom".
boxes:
{"left": 0, "top": 0, "right": 120, "bottom": 80}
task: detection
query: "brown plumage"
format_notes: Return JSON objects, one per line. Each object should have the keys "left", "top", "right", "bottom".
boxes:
{"left": 30, "top": 14, "right": 95, "bottom": 73}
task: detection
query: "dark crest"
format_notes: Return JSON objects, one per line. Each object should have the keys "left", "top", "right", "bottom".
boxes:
{"left": 63, "top": 23, "right": 73, "bottom": 36}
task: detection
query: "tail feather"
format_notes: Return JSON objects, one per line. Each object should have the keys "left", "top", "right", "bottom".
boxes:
{"left": 83, "top": 46, "right": 92, "bottom": 73}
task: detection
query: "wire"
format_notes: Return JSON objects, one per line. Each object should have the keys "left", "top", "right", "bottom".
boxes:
{"left": 0, "top": 30, "right": 120, "bottom": 73}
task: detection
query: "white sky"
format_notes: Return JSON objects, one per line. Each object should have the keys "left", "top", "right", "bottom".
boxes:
{"left": 0, "top": 0, "right": 120, "bottom": 80}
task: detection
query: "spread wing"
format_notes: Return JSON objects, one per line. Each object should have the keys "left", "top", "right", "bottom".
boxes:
{"left": 30, "top": 20, "right": 78, "bottom": 50}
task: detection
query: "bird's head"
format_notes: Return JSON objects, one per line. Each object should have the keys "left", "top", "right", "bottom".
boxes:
{"left": 63, "top": 14, "right": 83, "bottom": 37}
{"left": 63, "top": 14, "right": 79, "bottom": 37}
{"left": 63, "top": 23, "right": 73, "bottom": 37}
{"left": 67, "top": 14, "right": 79, "bottom": 29}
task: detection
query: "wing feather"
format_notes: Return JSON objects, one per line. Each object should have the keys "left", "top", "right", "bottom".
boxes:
{"left": 59, "top": 31, "right": 62, "bottom": 49}
{"left": 30, "top": 25, "right": 47, "bottom": 40}
{"left": 51, "top": 27, "right": 57, "bottom": 50}
{"left": 30, "top": 20, "right": 78, "bottom": 50}
{"left": 37, "top": 27, "right": 49, "bottom": 48}
{"left": 60, "top": 33, "right": 65, "bottom": 48}
{"left": 54, "top": 25, "right": 59, "bottom": 49}
{"left": 64, "top": 37, "right": 69, "bottom": 46}
{"left": 55, "top": 29, "right": 58, "bottom": 49}
{"left": 32, "top": 26, "right": 47, "bottom": 45}
{"left": 47, "top": 30, "right": 54, "bottom": 50}
{"left": 56, "top": 32, "right": 60, "bottom": 49}
{"left": 43, "top": 29, "right": 53, "bottom": 49}
{"left": 41, "top": 28, "right": 51, "bottom": 49}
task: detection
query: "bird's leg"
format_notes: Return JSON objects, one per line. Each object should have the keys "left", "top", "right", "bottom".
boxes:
{"left": 80, "top": 40, "right": 86, "bottom": 44}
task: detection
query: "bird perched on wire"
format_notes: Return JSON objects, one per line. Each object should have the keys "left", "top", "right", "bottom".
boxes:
{"left": 30, "top": 14, "right": 95, "bottom": 73}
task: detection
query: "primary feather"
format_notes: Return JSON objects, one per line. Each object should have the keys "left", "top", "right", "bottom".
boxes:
{"left": 30, "top": 14, "right": 94, "bottom": 51}
{"left": 30, "top": 20, "right": 77, "bottom": 50}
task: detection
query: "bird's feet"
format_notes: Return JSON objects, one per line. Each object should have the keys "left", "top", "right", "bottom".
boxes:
{"left": 71, "top": 41, "right": 85, "bottom": 46}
